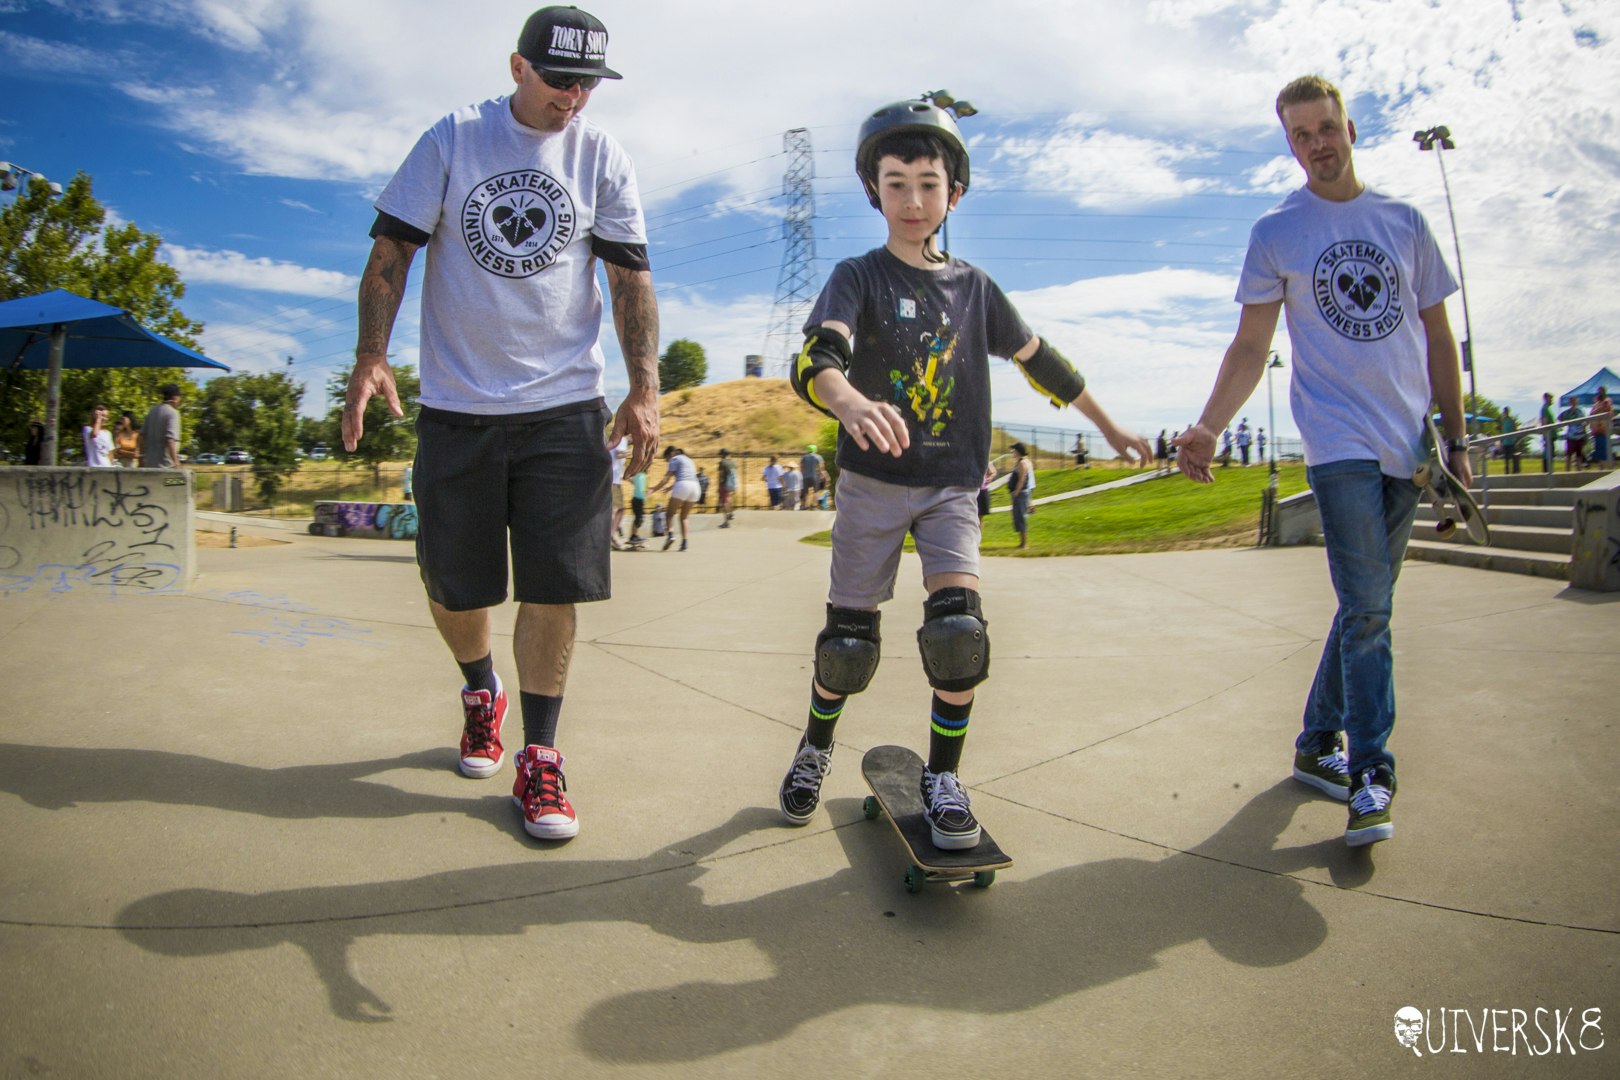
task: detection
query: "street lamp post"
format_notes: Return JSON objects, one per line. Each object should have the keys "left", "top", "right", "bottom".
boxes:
{"left": 1412, "top": 126, "right": 1477, "bottom": 436}
{"left": 922, "top": 91, "right": 977, "bottom": 255}
{"left": 0, "top": 161, "right": 64, "bottom": 198}
{"left": 1266, "top": 352, "right": 1283, "bottom": 479}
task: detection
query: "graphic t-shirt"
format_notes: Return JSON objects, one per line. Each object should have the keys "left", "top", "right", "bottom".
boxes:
{"left": 806, "top": 247, "right": 1032, "bottom": 488}
{"left": 1236, "top": 186, "right": 1458, "bottom": 477}
{"left": 377, "top": 96, "right": 646, "bottom": 415}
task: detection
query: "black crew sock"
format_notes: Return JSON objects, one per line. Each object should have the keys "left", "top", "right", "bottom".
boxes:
{"left": 805, "top": 686, "right": 846, "bottom": 750}
{"left": 521, "top": 692, "right": 564, "bottom": 749}
{"left": 927, "top": 694, "right": 973, "bottom": 774}
{"left": 457, "top": 654, "right": 498, "bottom": 696}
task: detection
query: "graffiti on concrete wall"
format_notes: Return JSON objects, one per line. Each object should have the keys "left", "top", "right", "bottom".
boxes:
{"left": 310, "top": 501, "right": 418, "bottom": 541}
{"left": 0, "top": 470, "right": 184, "bottom": 596}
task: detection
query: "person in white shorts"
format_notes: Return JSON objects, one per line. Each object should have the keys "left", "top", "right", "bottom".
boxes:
{"left": 651, "top": 445, "right": 700, "bottom": 550}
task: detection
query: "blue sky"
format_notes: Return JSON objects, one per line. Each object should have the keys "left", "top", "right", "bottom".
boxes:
{"left": 3, "top": 0, "right": 1616, "bottom": 445}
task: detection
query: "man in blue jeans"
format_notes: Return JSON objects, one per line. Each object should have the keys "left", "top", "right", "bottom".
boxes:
{"left": 1175, "top": 74, "right": 1470, "bottom": 847}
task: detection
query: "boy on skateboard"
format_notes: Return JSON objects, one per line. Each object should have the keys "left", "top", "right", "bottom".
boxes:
{"left": 1175, "top": 76, "right": 1469, "bottom": 846}
{"left": 775, "top": 98, "right": 1150, "bottom": 849}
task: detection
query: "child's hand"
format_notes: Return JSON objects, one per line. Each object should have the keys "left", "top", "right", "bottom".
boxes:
{"left": 834, "top": 397, "right": 910, "bottom": 457}
{"left": 1104, "top": 426, "right": 1153, "bottom": 468}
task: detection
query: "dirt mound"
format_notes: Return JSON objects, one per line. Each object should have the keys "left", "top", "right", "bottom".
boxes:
{"left": 654, "top": 378, "right": 826, "bottom": 460}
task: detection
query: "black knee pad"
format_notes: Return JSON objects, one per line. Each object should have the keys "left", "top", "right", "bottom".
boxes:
{"left": 917, "top": 587, "right": 989, "bottom": 692}
{"left": 815, "top": 605, "right": 881, "bottom": 695}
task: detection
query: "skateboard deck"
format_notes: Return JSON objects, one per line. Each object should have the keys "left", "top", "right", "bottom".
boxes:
{"left": 860, "top": 744, "right": 1011, "bottom": 892}
{"left": 1414, "top": 415, "right": 1489, "bottom": 545}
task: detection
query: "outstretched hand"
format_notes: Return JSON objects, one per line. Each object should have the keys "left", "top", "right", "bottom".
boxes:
{"left": 1173, "top": 424, "right": 1219, "bottom": 483}
{"left": 1105, "top": 427, "right": 1154, "bottom": 469}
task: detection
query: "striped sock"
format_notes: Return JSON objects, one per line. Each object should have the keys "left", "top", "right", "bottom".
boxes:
{"left": 927, "top": 694, "right": 973, "bottom": 774}
{"left": 806, "top": 686, "right": 846, "bottom": 750}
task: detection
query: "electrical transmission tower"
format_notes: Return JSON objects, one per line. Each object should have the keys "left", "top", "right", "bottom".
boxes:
{"left": 762, "top": 128, "right": 817, "bottom": 376}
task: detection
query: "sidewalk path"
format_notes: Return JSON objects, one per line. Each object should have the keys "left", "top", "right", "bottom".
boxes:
{"left": 2, "top": 510, "right": 1615, "bottom": 1077}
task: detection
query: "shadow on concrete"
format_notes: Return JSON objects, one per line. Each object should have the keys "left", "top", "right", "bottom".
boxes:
{"left": 319, "top": 552, "right": 418, "bottom": 565}
{"left": 1555, "top": 586, "right": 1620, "bottom": 605}
{"left": 0, "top": 743, "right": 509, "bottom": 831}
{"left": 114, "top": 781, "right": 1341, "bottom": 1055}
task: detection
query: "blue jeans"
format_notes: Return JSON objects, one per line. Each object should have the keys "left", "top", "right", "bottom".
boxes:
{"left": 1299, "top": 460, "right": 1421, "bottom": 777}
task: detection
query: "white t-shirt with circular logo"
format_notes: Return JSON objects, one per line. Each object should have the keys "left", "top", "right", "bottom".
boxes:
{"left": 1236, "top": 186, "right": 1457, "bottom": 477}
{"left": 377, "top": 96, "right": 646, "bottom": 415}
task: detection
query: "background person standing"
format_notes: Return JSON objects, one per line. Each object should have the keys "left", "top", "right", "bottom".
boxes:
{"left": 139, "top": 384, "right": 183, "bottom": 468}
{"left": 81, "top": 403, "right": 113, "bottom": 467}
{"left": 113, "top": 410, "right": 140, "bottom": 467}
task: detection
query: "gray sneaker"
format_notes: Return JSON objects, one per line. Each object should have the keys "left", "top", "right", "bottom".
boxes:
{"left": 778, "top": 739, "right": 833, "bottom": 825}
{"left": 1292, "top": 731, "right": 1349, "bottom": 800}
{"left": 920, "top": 768, "right": 981, "bottom": 850}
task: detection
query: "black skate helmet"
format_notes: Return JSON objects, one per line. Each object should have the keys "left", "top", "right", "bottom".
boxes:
{"left": 855, "top": 98, "right": 970, "bottom": 209}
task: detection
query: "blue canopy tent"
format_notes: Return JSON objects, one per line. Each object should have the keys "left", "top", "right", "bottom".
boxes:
{"left": 0, "top": 289, "right": 229, "bottom": 465}
{"left": 1559, "top": 367, "right": 1620, "bottom": 407}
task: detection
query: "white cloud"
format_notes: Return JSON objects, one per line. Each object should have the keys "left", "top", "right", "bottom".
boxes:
{"left": 163, "top": 245, "right": 359, "bottom": 295}
{"left": 991, "top": 125, "right": 1216, "bottom": 209}
{"left": 25, "top": 0, "right": 1614, "bottom": 423}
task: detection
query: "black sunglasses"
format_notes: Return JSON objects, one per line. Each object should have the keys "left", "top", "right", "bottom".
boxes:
{"left": 532, "top": 66, "right": 599, "bottom": 92}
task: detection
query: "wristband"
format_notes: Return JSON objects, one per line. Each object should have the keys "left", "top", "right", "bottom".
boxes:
{"left": 1445, "top": 438, "right": 1468, "bottom": 454}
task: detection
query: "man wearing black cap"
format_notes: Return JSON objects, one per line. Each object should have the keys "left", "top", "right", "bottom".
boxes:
{"left": 343, "top": 6, "right": 660, "bottom": 845}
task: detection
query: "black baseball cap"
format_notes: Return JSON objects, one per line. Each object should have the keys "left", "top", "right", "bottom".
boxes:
{"left": 518, "top": 6, "right": 622, "bottom": 79}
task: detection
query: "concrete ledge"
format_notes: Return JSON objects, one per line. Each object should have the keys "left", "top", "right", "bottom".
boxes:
{"left": 1274, "top": 489, "right": 1321, "bottom": 545}
{"left": 0, "top": 466, "right": 194, "bottom": 596}
{"left": 1569, "top": 470, "right": 1620, "bottom": 591}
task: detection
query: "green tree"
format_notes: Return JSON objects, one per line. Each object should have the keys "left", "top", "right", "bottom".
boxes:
{"left": 658, "top": 338, "right": 707, "bottom": 392}
{"left": 1464, "top": 392, "right": 1501, "bottom": 428}
{"left": 0, "top": 172, "right": 205, "bottom": 456}
{"left": 296, "top": 415, "right": 333, "bottom": 452}
{"left": 324, "top": 364, "right": 421, "bottom": 485}
{"left": 192, "top": 371, "right": 304, "bottom": 502}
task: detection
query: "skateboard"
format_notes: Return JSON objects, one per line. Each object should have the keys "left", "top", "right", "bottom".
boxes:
{"left": 860, "top": 744, "right": 1011, "bottom": 893}
{"left": 1413, "top": 415, "right": 1489, "bottom": 545}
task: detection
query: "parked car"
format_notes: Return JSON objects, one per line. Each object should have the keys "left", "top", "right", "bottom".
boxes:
{"left": 308, "top": 445, "right": 331, "bottom": 462}
{"left": 193, "top": 452, "right": 224, "bottom": 465}
{"left": 224, "top": 447, "right": 253, "bottom": 465}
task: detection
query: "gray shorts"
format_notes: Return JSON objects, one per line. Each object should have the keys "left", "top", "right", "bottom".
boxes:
{"left": 828, "top": 469, "right": 981, "bottom": 608}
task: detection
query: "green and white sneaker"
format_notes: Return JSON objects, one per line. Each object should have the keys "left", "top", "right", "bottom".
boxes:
{"left": 1292, "top": 730, "right": 1349, "bottom": 800}
{"left": 1345, "top": 765, "right": 1396, "bottom": 847}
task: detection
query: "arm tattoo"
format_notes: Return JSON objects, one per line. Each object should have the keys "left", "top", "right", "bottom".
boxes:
{"left": 356, "top": 237, "right": 418, "bottom": 357}
{"left": 606, "top": 265, "right": 660, "bottom": 392}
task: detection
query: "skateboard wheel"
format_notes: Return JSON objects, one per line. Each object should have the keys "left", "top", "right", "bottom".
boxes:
{"left": 904, "top": 866, "right": 924, "bottom": 894}
{"left": 1413, "top": 465, "right": 1431, "bottom": 486}
{"left": 1436, "top": 519, "right": 1456, "bottom": 539}
{"left": 973, "top": 870, "right": 996, "bottom": 889}
{"left": 862, "top": 796, "right": 880, "bottom": 820}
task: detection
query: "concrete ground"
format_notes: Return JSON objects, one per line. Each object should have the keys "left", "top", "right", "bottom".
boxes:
{"left": 1, "top": 509, "right": 1616, "bottom": 1078}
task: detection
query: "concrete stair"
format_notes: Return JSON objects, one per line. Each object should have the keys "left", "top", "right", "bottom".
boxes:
{"left": 1406, "top": 470, "right": 1607, "bottom": 579}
